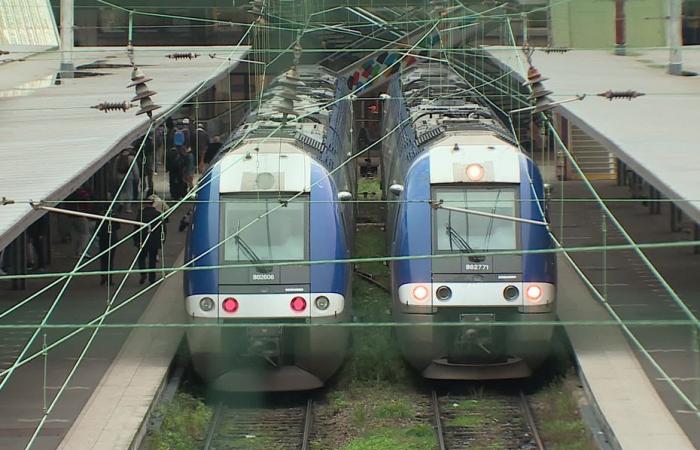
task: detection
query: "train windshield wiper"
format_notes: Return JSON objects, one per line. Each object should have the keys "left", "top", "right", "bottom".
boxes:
{"left": 234, "top": 234, "right": 262, "bottom": 264}
{"left": 445, "top": 225, "right": 474, "bottom": 254}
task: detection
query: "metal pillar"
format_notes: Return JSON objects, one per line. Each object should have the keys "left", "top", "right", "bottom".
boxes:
{"left": 8, "top": 233, "right": 27, "bottom": 290}
{"left": 615, "top": 0, "right": 626, "bottom": 56}
{"left": 60, "top": 0, "right": 75, "bottom": 77}
{"left": 616, "top": 159, "right": 624, "bottom": 186}
{"left": 671, "top": 203, "right": 683, "bottom": 232}
{"left": 668, "top": 0, "right": 683, "bottom": 75}
{"left": 652, "top": 188, "right": 661, "bottom": 214}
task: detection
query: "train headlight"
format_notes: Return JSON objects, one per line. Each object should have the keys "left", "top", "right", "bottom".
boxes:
{"left": 466, "top": 163, "right": 484, "bottom": 181}
{"left": 222, "top": 297, "right": 239, "bottom": 313}
{"left": 435, "top": 286, "right": 452, "bottom": 301}
{"left": 503, "top": 285, "right": 520, "bottom": 301}
{"left": 199, "top": 297, "right": 215, "bottom": 312}
{"left": 314, "top": 296, "right": 330, "bottom": 310}
{"left": 412, "top": 285, "right": 430, "bottom": 302}
{"left": 291, "top": 296, "right": 307, "bottom": 312}
{"left": 525, "top": 285, "right": 542, "bottom": 302}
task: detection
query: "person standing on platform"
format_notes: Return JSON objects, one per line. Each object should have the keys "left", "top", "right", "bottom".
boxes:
{"left": 166, "top": 131, "right": 187, "bottom": 200}
{"left": 70, "top": 185, "right": 95, "bottom": 258}
{"left": 181, "top": 145, "right": 195, "bottom": 194}
{"left": 134, "top": 197, "right": 166, "bottom": 285}
{"left": 116, "top": 148, "right": 140, "bottom": 214}
{"left": 98, "top": 204, "right": 121, "bottom": 286}
{"left": 204, "top": 135, "right": 222, "bottom": 166}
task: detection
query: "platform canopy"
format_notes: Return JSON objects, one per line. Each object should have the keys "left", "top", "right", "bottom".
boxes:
{"left": 486, "top": 46, "right": 700, "bottom": 224}
{"left": 0, "top": 45, "right": 249, "bottom": 250}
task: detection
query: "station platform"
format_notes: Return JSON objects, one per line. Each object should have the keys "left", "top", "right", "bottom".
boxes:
{"left": 553, "top": 178, "right": 700, "bottom": 448}
{"left": 486, "top": 45, "right": 700, "bottom": 224}
{"left": 58, "top": 255, "right": 185, "bottom": 450}
{"left": 0, "top": 171, "right": 188, "bottom": 450}
{"left": 0, "top": 44, "right": 248, "bottom": 251}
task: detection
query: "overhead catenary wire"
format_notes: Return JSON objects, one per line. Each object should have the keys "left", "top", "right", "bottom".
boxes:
{"left": 5, "top": 2, "right": 697, "bottom": 440}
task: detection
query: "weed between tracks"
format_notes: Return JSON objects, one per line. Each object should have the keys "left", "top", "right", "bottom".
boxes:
{"left": 530, "top": 375, "right": 598, "bottom": 450}
{"left": 310, "top": 228, "right": 434, "bottom": 449}
{"left": 144, "top": 392, "right": 212, "bottom": 450}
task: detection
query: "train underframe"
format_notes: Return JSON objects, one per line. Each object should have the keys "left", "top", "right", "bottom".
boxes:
{"left": 187, "top": 316, "right": 349, "bottom": 391}
{"left": 395, "top": 307, "right": 554, "bottom": 380}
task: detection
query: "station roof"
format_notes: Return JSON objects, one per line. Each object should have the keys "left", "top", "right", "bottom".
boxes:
{"left": 0, "top": 45, "right": 249, "bottom": 251}
{"left": 486, "top": 46, "right": 700, "bottom": 224}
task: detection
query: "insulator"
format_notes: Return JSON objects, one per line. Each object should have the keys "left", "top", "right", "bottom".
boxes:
{"left": 523, "top": 65, "right": 548, "bottom": 87}
{"left": 127, "top": 66, "right": 160, "bottom": 118}
{"left": 91, "top": 101, "right": 133, "bottom": 113}
{"left": 292, "top": 42, "right": 302, "bottom": 66}
{"left": 597, "top": 90, "right": 645, "bottom": 101}
{"left": 246, "top": 0, "right": 265, "bottom": 16}
{"left": 429, "top": 0, "right": 448, "bottom": 17}
{"left": 127, "top": 67, "right": 153, "bottom": 87}
{"left": 126, "top": 44, "right": 134, "bottom": 66}
{"left": 542, "top": 47, "right": 570, "bottom": 54}
{"left": 533, "top": 98, "right": 556, "bottom": 114}
{"left": 135, "top": 96, "right": 161, "bottom": 118}
{"left": 275, "top": 97, "right": 298, "bottom": 117}
{"left": 165, "top": 52, "right": 200, "bottom": 60}
{"left": 529, "top": 83, "right": 552, "bottom": 99}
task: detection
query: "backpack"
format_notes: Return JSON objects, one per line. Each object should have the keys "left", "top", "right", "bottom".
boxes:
{"left": 173, "top": 130, "right": 186, "bottom": 147}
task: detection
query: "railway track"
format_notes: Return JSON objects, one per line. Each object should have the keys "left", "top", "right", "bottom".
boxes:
{"left": 202, "top": 398, "right": 313, "bottom": 450}
{"left": 431, "top": 389, "right": 546, "bottom": 450}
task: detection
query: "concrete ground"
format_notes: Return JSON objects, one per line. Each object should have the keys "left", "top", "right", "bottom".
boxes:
{"left": 551, "top": 178, "right": 700, "bottom": 446}
{"left": 0, "top": 174, "right": 189, "bottom": 450}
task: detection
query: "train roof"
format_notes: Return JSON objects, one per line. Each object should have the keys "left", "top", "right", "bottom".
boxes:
{"left": 225, "top": 65, "right": 341, "bottom": 155}
{"left": 398, "top": 62, "right": 517, "bottom": 148}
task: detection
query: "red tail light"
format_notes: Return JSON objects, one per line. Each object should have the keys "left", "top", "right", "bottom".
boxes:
{"left": 222, "top": 297, "right": 239, "bottom": 313}
{"left": 290, "top": 296, "right": 307, "bottom": 312}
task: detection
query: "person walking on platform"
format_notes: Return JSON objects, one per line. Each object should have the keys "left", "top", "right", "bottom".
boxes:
{"left": 134, "top": 198, "right": 166, "bottom": 284}
{"left": 195, "top": 122, "right": 210, "bottom": 173}
{"left": 98, "top": 204, "right": 121, "bottom": 286}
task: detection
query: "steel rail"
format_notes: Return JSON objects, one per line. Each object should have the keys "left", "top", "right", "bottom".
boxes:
{"left": 354, "top": 269, "right": 390, "bottom": 292}
{"left": 202, "top": 402, "right": 224, "bottom": 450}
{"left": 301, "top": 398, "right": 314, "bottom": 450}
{"left": 520, "top": 391, "right": 546, "bottom": 450}
{"left": 431, "top": 390, "right": 447, "bottom": 450}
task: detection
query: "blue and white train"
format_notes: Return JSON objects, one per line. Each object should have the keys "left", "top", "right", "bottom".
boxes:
{"left": 184, "top": 66, "right": 355, "bottom": 391}
{"left": 381, "top": 63, "right": 556, "bottom": 379}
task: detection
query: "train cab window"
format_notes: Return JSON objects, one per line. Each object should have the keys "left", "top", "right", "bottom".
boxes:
{"left": 433, "top": 187, "right": 517, "bottom": 252}
{"left": 221, "top": 195, "right": 307, "bottom": 262}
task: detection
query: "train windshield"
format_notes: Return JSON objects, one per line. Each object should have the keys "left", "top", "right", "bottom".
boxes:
{"left": 433, "top": 186, "right": 517, "bottom": 252}
{"left": 222, "top": 195, "right": 307, "bottom": 262}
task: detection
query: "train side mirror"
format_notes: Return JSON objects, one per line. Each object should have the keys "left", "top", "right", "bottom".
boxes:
{"left": 543, "top": 183, "right": 553, "bottom": 221}
{"left": 389, "top": 184, "right": 404, "bottom": 196}
{"left": 337, "top": 191, "right": 353, "bottom": 201}
{"left": 544, "top": 183, "right": 553, "bottom": 200}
